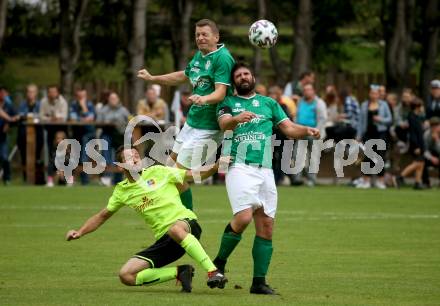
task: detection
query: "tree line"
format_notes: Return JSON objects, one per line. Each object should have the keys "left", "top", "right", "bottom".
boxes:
{"left": 0, "top": 0, "right": 438, "bottom": 109}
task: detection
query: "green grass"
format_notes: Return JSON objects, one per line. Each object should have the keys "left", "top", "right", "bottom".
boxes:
{"left": 1, "top": 185, "right": 439, "bottom": 305}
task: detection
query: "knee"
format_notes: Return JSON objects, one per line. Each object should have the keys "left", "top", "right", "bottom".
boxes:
{"left": 256, "top": 220, "right": 273, "bottom": 239}
{"left": 119, "top": 269, "right": 136, "bottom": 286}
{"left": 232, "top": 216, "right": 252, "bottom": 233}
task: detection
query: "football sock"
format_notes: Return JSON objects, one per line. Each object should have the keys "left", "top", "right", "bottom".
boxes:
{"left": 252, "top": 235, "right": 273, "bottom": 279}
{"left": 180, "top": 189, "right": 193, "bottom": 210}
{"left": 180, "top": 233, "right": 216, "bottom": 272}
{"left": 214, "top": 223, "right": 242, "bottom": 269}
{"left": 135, "top": 267, "right": 177, "bottom": 286}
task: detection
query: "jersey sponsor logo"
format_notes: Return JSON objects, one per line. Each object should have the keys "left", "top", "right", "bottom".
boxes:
{"left": 135, "top": 196, "right": 154, "bottom": 213}
{"left": 235, "top": 102, "right": 241, "bottom": 107}
{"left": 232, "top": 108, "right": 245, "bottom": 112}
{"left": 190, "top": 67, "right": 200, "bottom": 73}
{"left": 192, "top": 77, "right": 210, "bottom": 89}
{"left": 234, "top": 131, "right": 265, "bottom": 142}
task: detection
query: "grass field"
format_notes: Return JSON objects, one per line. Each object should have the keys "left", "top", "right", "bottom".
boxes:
{"left": 1, "top": 185, "right": 440, "bottom": 305}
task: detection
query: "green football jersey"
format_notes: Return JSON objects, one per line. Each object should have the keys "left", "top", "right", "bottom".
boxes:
{"left": 217, "top": 94, "right": 289, "bottom": 168}
{"left": 106, "top": 165, "right": 197, "bottom": 240}
{"left": 184, "top": 44, "right": 235, "bottom": 130}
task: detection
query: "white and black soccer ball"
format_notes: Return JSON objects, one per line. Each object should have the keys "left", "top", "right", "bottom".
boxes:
{"left": 248, "top": 20, "right": 278, "bottom": 49}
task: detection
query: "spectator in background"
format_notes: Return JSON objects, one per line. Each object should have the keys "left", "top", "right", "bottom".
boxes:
{"left": 39, "top": 85, "right": 68, "bottom": 122}
{"left": 393, "top": 88, "right": 414, "bottom": 154}
{"left": 394, "top": 98, "right": 426, "bottom": 190}
{"left": 97, "top": 91, "right": 130, "bottom": 186}
{"left": 0, "top": 86, "right": 13, "bottom": 104}
{"left": 180, "top": 89, "right": 192, "bottom": 125}
{"left": 17, "top": 84, "right": 44, "bottom": 182}
{"left": 339, "top": 86, "right": 360, "bottom": 140}
{"left": 426, "top": 79, "right": 440, "bottom": 119}
{"left": 324, "top": 85, "right": 355, "bottom": 143}
{"left": 356, "top": 85, "right": 392, "bottom": 189}
{"left": 0, "top": 87, "right": 18, "bottom": 185}
{"left": 291, "top": 83, "right": 327, "bottom": 186}
{"left": 95, "top": 89, "right": 111, "bottom": 112}
{"left": 137, "top": 86, "right": 169, "bottom": 122}
{"left": 255, "top": 84, "right": 268, "bottom": 96}
{"left": 70, "top": 88, "right": 96, "bottom": 185}
{"left": 47, "top": 130, "right": 73, "bottom": 187}
{"left": 422, "top": 117, "right": 440, "bottom": 188}
{"left": 379, "top": 85, "right": 387, "bottom": 101}
{"left": 283, "top": 71, "right": 315, "bottom": 102}
{"left": 269, "top": 85, "right": 297, "bottom": 185}
{"left": 39, "top": 85, "right": 68, "bottom": 183}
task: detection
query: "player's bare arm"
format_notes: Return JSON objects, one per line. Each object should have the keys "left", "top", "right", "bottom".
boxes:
{"left": 137, "top": 69, "right": 188, "bottom": 86}
{"left": 218, "top": 111, "right": 257, "bottom": 131}
{"left": 184, "top": 156, "right": 232, "bottom": 182}
{"left": 189, "top": 83, "right": 228, "bottom": 105}
{"left": 278, "top": 119, "right": 320, "bottom": 139}
{"left": 66, "top": 208, "right": 114, "bottom": 241}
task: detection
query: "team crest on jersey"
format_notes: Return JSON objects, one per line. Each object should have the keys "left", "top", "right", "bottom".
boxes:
{"left": 235, "top": 102, "right": 241, "bottom": 107}
{"left": 205, "top": 60, "right": 211, "bottom": 70}
{"left": 252, "top": 100, "right": 260, "bottom": 107}
{"left": 146, "top": 179, "right": 155, "bottom": 186}
{"left": 195, "top": 61, "right": 199, "bottom": 66}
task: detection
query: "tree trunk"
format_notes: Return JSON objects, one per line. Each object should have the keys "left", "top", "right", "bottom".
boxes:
{"left": 383, "top": 0, "right": 415, "bottom": 93}
{"left": 419, "top": 0, "right": 439, "bottom": 102}
{"left": 170, "top": 0, "right": 193, "bottom": 71}
{"left": 127, "top": 0, "right": 148, "bottom": 112}
{"left": 291, "top": 0, "right": 312, "bottom": 81}
{"left": 253, "top": 0, "right": 266, "bottom": 83}
{"left": 59, "top": 0, "right": 89, "bottom": 100}
{"left": 0, "top": 0, "right": 7, "bottom": 50}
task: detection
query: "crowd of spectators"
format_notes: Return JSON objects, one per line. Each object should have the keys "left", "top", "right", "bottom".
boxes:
{"left": 0, "top": 75, "right": 439, "bottom": 189}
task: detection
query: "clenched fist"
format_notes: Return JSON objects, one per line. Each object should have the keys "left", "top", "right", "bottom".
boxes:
{"left": 137, "top": 69, "right": 153, "bottom": 81}
{"left": 66, "top": 230, "right": 81, "bottom": 241}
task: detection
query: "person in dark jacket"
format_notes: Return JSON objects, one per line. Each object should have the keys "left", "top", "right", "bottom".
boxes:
{"left": 394, "top": 98, "right": 426, "bottom": 189}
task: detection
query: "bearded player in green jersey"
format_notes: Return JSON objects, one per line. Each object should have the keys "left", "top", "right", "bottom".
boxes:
{"left": 212, "top": 63, "right": 320, "bottom": 294}
{"left": 137, "top": 19, "right": 235, "bottom": 212}
{"left": 66, "top": 146, "right": 228, "bottom": 292}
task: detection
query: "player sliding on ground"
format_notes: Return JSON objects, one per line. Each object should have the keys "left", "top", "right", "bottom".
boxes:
{"left": 137, "top": 18, "right": 235, "bottom": 212}
{"left": 65, "top": 146, "right": 228, "bottom": 292}
{"left": 213, "top": 62, "right": 320, "bottom": 294}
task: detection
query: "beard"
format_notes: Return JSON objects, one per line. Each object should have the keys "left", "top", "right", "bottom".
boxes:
{"left": 235, "top": 79, "right": 256, "bottom": 96}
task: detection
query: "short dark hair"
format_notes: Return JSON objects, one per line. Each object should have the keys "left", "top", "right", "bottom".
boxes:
{"left": 299, "top": 71, "right": 314, "bottom": 81}
{"left": 47, "top": 84, "right": 59, "bottom": 91}
{"left": 195, "top": 19, "right": 219, "bottom": 35}
{"left": 115, "top": 145, "right": 134, "bottom": 163}
{"left": 231, "top": 62, "right": 254, "bottom": 79}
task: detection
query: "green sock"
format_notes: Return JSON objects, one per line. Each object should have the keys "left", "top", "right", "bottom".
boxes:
{"left": 180, "top": 233, "right": 216, "bottom": 272}
{"left": 180, "top": 189, "right": 193, "bottom": 210}
{"left": 252, "top": 236, "right": 273, "bottom": 278}
{"left": 135, "top": 267, "right": 177, "bottom": 286}
{"left": 215, "top": 223, "right": 242, "bottom": 261}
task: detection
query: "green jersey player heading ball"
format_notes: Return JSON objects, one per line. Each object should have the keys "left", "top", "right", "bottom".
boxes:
{"left": 138, "top": 18, "right": 235, "bottom": 211}
{"left": 213, "top": 62, "right": 320, "bottom": 295}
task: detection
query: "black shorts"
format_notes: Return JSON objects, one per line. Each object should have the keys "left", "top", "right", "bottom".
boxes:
{"left": 133, "top": 219, "right": 202, "bottom": 268}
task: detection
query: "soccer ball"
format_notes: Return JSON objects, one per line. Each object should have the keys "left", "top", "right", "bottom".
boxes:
{"left": 248, "top": 20, "right": 278, "bottom": 49}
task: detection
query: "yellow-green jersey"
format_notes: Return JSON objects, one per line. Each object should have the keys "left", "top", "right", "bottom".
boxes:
{"left": 217, "top": 94, "right": 289, "bottom": 168}
{"left": 106, "top": 166, "right": 197, "bottom": 240}
{"left": 184, "top": 43, "right": 235, "bottom": 130}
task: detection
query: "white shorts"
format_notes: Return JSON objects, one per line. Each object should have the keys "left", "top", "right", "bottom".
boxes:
{"left": 172, "top": 123, "right": 222, "bottom": 169}
{"left": 225, "top": 163, "right": 278, "bottom": 218}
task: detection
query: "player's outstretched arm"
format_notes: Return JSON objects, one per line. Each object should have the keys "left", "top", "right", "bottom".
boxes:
{"left": 189, "top": 84, "right": 228, "bottom": 105}
{"left": 137, "top": 69, "right": 188, "bottom": 86}
{"left": 184, "top": 156, "right": 232, "bottom": 182}
{"left": 278, "top": 119, "right": 320, "bottom": 139}
{"left": 218, "top": 111, "right": 256, "bottom": 131}
{"left": 66, "top": 208, "right": 114, "bottom": 241}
